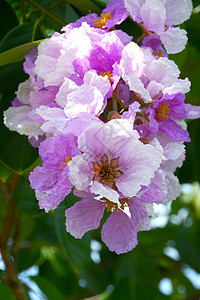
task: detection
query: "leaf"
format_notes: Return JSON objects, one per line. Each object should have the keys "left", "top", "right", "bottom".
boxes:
{"left": 66, "top": 0, "right": 101, "bottom": 14}
{"left": 80, "top": 264, "right": 110, "bottom": 294}
{"left": 0, "top": 158, "right": 12, "bottom": 182}
{"left": 14, "top": 180, "right": 39, "bottom": 214}
{"left": 0, "top": 22, "right": 43, "bottom": 53}
{"left": 55, "top": 196, "right": 92, "bottom": 270}
{"left": 0, "top": 62, "right": 28, "bottom": 97}
{"left": 107, "top": 279, "right": 132, "bottom": 300}
{"left": 90, "top": 0, "right": 109, "bottom": 9}
{"left": 0, "top": 283, "right": 15, "bottom": 300}
{"left": 0, "top": 40, "right": 42, "bottom": 66}
{"left": 17, "top": 246, "right": 40, "bottom": 273}
{"left": 116, "top": 17, "right": 142, "bottom": 42}
{"left": 31, "top": 275, "right": 65, "bottom": 300}
{"left": 52, "top": 3, "right": 79, "bottom": 23}
{"left": 0, "top": 0, "right": 18, "bottom": 41}
{"left": 0, "top": 124, "right": 38, "bottom": 173}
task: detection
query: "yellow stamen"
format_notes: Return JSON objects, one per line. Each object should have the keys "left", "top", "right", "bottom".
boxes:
{"left": 156, "top": 100, "right": 170, "bottom": 119}
{"left": 100, "top": 70, "right": 113, "bottom": 84}
{"left": 60, "top": 155, "right": 72, "bottom": 170}
{"left": 94, "top": 12, "right": 111, "bottom": 28}
{"left": 153, "top": 50, "right": 163, "bottom": 57}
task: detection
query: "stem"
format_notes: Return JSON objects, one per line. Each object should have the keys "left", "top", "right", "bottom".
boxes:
{"left": 0, "top": 173, "right": 28, "bottom": 300}
{"left": 32, "top": 15, "right": 44, "bottom": 41}
{"left": 136, "top": 23, "right": 151, "bottom": 43}
{"left": 26, "top": 0, "right": 66, "bottom": 26}
{"left": 0, "top": 249, "right": 28, "bottom": 300}
{"left": 31, "top": 0, "right": 65, "bottom": 41}
{"left": 20, "top": 0, "right": 26, "bottom": 23}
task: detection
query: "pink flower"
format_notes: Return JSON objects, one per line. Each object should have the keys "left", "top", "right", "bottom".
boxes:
{"left": 124, "top": 0, "right": 193, "bottom": 53}
{"left": 29, "top": 135, "right": 80, "bottom": 212}
{"left": 68, "top": 119, "right": 163, "bottom": 202}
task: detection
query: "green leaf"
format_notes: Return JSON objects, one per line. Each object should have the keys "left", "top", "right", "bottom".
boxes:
{"left": 0, "top": 22, "right": 43, "bottom": 53}
{"left": 90, "top": 0, "right": 109, "bottom": 9}
{"left": 0, "top": 158, "right": 12, "bottom": 182}
{"left": 0, "top": 283, "right": 15, "bottom": 300}
{"left": 0, "top": 40, "right": 42, "bottom": 66}
{"left": 107, "top": 279, "right": 132, "bottom": 300}
{"left": 52, "top": 3, "right": 79, "bottom": 23}
{"left": 55, "top": 197, "right": 92, "bottom": 270}
{"left": 66, "top": 0, "right": 101, "bottom": 14}
{"left": 31, "top": 275, "right": 65, "bottom": 300}
{"left": 0, "top": 124, "right": 38, "bottom": 173}
{"left": 17, "top": 246, "right": 40, "bottom": 273}
{"left": 0, "top": 62, "right": 28, "bottom": 97}
{"left": 14, "top": 180, "right": 39, "bottom": 214}
{"left": 0, "top": 0, "right": 18, "bottom": 41}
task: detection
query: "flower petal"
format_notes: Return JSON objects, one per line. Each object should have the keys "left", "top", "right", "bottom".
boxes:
{"left": 129, "top": 198, "right": 150, "bottom": 231}
{"left": 101, "top": 210, "right": 138, "bottom": 254}
{"left": 65, "top": 199, "right": 105, "bottom": 238}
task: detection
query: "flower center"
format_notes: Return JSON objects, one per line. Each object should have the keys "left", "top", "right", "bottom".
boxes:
{"left": 92, "top": 154, "right": 123, "bottom": 189}
{"left": 100, "top": 70, "right": 113, "bottom": 84}
{"left": 101, "top": 197, "right": 130, "bottom": 212}
{"left": 153, "top": 50, "right": 163, "bottom": 57}
{"left": 94, "top": 12, "right": 111, "bottom": 28}
{"left": 60, "top": 155, "right": 72, "bottom": 171}
{"left": 156, "top": 100, "right": 170, "bottom": 120}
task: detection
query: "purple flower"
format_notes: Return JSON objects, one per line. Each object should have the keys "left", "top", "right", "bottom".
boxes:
{"left": 146, "top": 93, "right": 190, "bottom": 142}
{"left": 65, "top": 190, "right": 140, "bottom": 254}
{"left": 68, "top": 119, "right": 163, "bottom": 203}
{"left": 124, "top": 0, "right": 193, "bottom": 53}
{"left": 29, "top": 135, "right": 80, "bottom": 212}
{"left": 62, "top": 0, "right": 128, "bottom": 32}
{"left": 142, "top": 34, "right": 168, "bottom": 58}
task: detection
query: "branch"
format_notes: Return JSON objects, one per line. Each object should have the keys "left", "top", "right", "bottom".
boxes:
{"left": 0, "top": 248, "right": 28, "bottom": 300}
{"left": 26, "top": 0, "right": 66, "bottom": 26}
{"left": 0, "top": 173, "right": 28, "bottom": 300}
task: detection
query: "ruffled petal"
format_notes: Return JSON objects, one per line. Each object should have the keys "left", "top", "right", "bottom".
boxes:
{"left": 129, "top": 198, "right": 150, "bottom": 231}
{"left": 65, "top": 199, "right": 105, "bottom": 238}
{"left": 101, "top": 210, "right": 138, "bottom": 254}
{"left": 140, "top": 0, "right": 166, "bottom": 34}
{"left": 160, "top": 27, "right": 188, "bottom": 54}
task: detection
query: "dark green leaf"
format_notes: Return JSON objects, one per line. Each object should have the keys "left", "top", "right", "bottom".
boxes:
{"left": 14, "top": 180, "right": 39, "bottom": 214}
{"left": 0, "top": 22, "right": 43, "bottom": 53}
{"left": 0, "top": 158, "right": 12, "bottom": 182}
{"left": 0, "top": 283, "right": 15, "bottom": 300}
{"left": 90, "top": 0, "right": 109, "bottom": 9}
{"left": 66, "top": 0, "right": 101, "bottom": 14}
{"left": 107, "top": 279, "right": 132, "bottom": 300}
{"left": 0, "top": 62, "right": 28, "bottom": 98}
{"left": 0, "top": 124, "right": 38, "bottom": 173}
{"left": 0, "top": 0, "right": 18, "bottom": 41}
{"left": 55, "top": 198, "right": 92, "bottom": 270}
{"left": 31, "top": 275, "right": 65, "bottom": 300}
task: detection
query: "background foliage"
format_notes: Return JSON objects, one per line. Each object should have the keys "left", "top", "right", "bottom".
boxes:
{"left": 0, "top": 0, "right": 200, "bottom": 299}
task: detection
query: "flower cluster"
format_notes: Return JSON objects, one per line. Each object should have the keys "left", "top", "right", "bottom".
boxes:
{"left": 4, "top": 0, "right": 200, "bottom": 254}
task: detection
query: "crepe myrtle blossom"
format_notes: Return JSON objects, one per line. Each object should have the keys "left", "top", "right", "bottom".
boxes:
{"left": 65, "top": 163, "right": 168, "bottom": 254}
{"left": 62, "top": 0, "right": 129, "bottom": 33}
{"left": 56, "top": 70, "right": 111, "bottom": 117}
{"left": 34, "top": 23, "right": 127, "bottom": 89}
{"left": 29, "top": 135, "right": 80, "bottom": 212}
{"left": 65, "top": 184, "right": 164, "bottom": 254}
{"left": 146, "top": 92, "right": 190, "bottom": 142}
{"left": 67, "top": 118, "right": 163, "bottom": 204}
{"left": 3, "top": 76, "right": 60, "bottom": 144}
{"left": 124, "top": 0, "right": 193, "bottom": 53}
{"left": 142, "top": 34, "right": 168, "bottom": 58}
{"left": 120, "top": 42, "right": 191, "bottom": 104}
